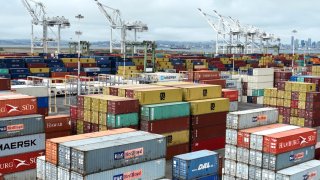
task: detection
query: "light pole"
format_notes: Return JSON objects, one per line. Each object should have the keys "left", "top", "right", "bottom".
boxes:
{"left": 292, "top": 30, "right": 297, "bottom": 73}
{"left": 75, "top": 14, "right": 84, "bottom": 95}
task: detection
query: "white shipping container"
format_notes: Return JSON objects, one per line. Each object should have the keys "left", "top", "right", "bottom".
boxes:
{"left": 36, "top": 156, "right": 46, "bottom": 180}
{"left": 0, "top": 133, "right": 45, "bottom": 157}
{"left": 262, "top": 169, "right": 276, "bottom": 180}
{"left": 58, "top": 166, "right": 70, "bottom": 180}
{"left": 236, "top": 162, "right": 249, "bottom": 179}
{"left": 247, "top": 82, "right": 274, "bottom": 89}
{"left": 224, "top": 159, "right": 237, "bottom": 177}
{"left": 222, "top": 174, "right": 236, "bottom": 180}
{"left": 236, "top": 147, "right": 249, "bottom": 164}
{"left": 225, "top": 144, "right": 237, "bottom": 161}
{"left": 249, "top": 149, "right": 263, "bottom": 167}
{"left": 249, "top": 166, "right": 262, "bottom": 180}
{"left": 229, "top": 101, "right": 238, "bottom": 112}
{"left": 225, "top": 129, "right": 237, "bottom": 145}
{"left": 2, "top": 169, "right": 36, "bottom": 180}
{"left": 276, "top": 160, "right": 320, "bottom": 180}
{"left": 12, "top": 85, "right": 49, "bottom": 97}
{"left": 247, "top": 75, "right": 274, "bottom": 83}
{"left": 241, "top": 96, "right": 247, "bottom": 103}
{"left": 45, "top": 161, "right": 57, "bottom": 180}
{"left": 249, "top": 68, "right": 274, "bottom": 76}
{"left": 257, "top": 97, "right": 264, "bottom": 104}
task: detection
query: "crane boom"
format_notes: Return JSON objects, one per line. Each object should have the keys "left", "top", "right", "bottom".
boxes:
{"left": 95, "top": 0, "right": 122, "bottom": 28}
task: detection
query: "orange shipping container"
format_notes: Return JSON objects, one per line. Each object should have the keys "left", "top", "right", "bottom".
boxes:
{"left": 0, "top": 94, "right": 37, "bottom": 117}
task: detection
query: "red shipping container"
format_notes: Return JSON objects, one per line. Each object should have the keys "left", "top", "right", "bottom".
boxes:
{"left": 27, "top": 63, "right": 47, "bottom": 68}
{"left": 45, "top": 115, "right": 71, "bottom": 133}
{"left": 71, "top": 118, "right": 77, "bottom": 135}
{"left": 0, "top": 78, "right": 11, "bottom": 90}
{"left": 191, "top": 124, "right": 226, "bottom": 141}
{"left": 199, "top": 79, "right": 226, "bottom": 88}
{"left": 81, "top": 63, "right": 97, "bottom": 67}
{"left": 0, "top": 150, "right": 45, "bottom": 174}
{"left": 291, "top": 100, "right": 299, "bottom": 108}
{"left": 191, "top": 112, "right": 227, "bottom": 128}
{"left": 140, "top": 116, "right": 190, "bottom": 134}
{"left": 306, "top": 92, "right": 320, "bottom": 102}
{"left": 70, "top": 106, "right": 78, "bottom": 119}
{"left": 191, "top": 136, "right": 225, "bottom": 151}
{"left": 222, "top": 89, "right": 238, "bottom": 101}
{"left": 77, "top": 108, "right": 84, "bottom": 120}
{"left": 192, "top": 71, "right": 220, "bottom": 81}
{"left": 107, "top": 99, "right": 139, "bottom": 114}
{"left": 46, "top": 130, "right": 71, "bottom": 139}
{"left": 263, "top": 127, "right": 317, "bottom": 154}
{"left": 69, "top": 72, "right": 86, "bottom": 76}
{"left": 51, "top": 72, "right": 70, "bottom": 78}
{"left": 83, "top": 122, "right": 92, "bottom": 133}
{"left": 38, "top": 107, "right": 48, "bottom": 116}
{"left": 237, "top": 124, "right": 287, "bottom": 148}
{"left": 0, "top": 95, "right": 37, "bottom": 117}
{"left": 64, "top": 63, "right": 78, "bottom": 68}
{"left": 166, "top": 143, "right": 190, "bottom": 160}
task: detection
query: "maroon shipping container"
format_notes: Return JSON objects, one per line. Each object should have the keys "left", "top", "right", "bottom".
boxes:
{"left": 140, "top": 116, "right": 190, "bottom": 134}
{"left": 0, "top": 150, "right": 45, "bottom": 174}
{"left": 316, "top": 142, "right": 320, "bottom": 160}
{"left": 46, "top": 130, "right": 71, "bottom": 139}
{"left": 191, "top": 136, "right": 225, "bottom": 152}
{"left": 69, "top": 72, "right": 86, "bottom": 76}
{"left": 109, "top": 87, "right": 119, "bottom": 96}
{"left": 92, "top": 123, "right": 99, "bottom": 132}
{"left": 77, "top": 96, "right": 84, "bottom": 107}
{"left": 38, "top": 107, "right": 49, "bottom": 117}
{"left": 107, "top": 99, "right": 139, "bottom": 114}
{"left": 0, "top": 78, "right": 11, "bottom": 90}
{"left": 27, "top": 63, "right": 47, "bottom": 68}
{"left": 44, "top": 115, "right": 71, "bottom": 133}
{"left": 83, "top": 122, "right": 92, "bottom": 133}
{"left": 0, "top": 94, "right": 37, "bottom": 117}
{"left": 263, "top": 127, "right": 317, "bottom": 154}
{"left": 192, "top": 71, "right": 220, "bottom": 81}
{"left": 307, "top": 92, "right": 320, "bottom": 102}
{"left": 191, "top": 124, "right": 226, "bottom": 141}
{"left": 51, "top": 72, "right": 70, "bottom": 78}
{"left": 191, "top": 112, "right": 227, "bottom": 128}
{"left": 81, "top": 63, "right": 97, "bottom": 67}
{"left": 166, "top": 143, "right": 190, "bottom": 160}
{"left": 298, "top": 109, "right": 306, "bottom": 118}
{"left": 77, "top": 108, "right": 84, "bottom": 120}
{"left": 70, "top": 106, "right": 78, "bottom": 119}
{"left": 199, "top": 79, "right": 226, "bottom": 88}
{"left": 71, "top": 118, "right": 77, "bottom": 135}
{"left": 64, "top": 63, "right": 78, "bottom": 68}
{"left": 291, "top": 100, "right": 299, "bottom": 108}
{"left": 305, "top": 110, "right": 320, "bottom": 120}
{"left": 291, "top": 92, "right": 299, "bottom": 101}
{"left": 306, "top": 102, "right": 320, "bottom": 110}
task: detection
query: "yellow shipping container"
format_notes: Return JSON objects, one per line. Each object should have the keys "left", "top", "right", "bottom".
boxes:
{"left": 263, "top": 97, "right": 270, "bottom": 105}
{"left": 298, "top": 101, "right": 306, "bottom": 109}
{"left": 299, "top": 92, "right": 307, "bottom": 101}
{"left": 61, "top": 58, "right": 77, "bottom": 63}
{"left": 264, "top": 88, "right": 272, "bottom": 97}
{"left": 84, "top": 96, "right": 92, "bottom": 110}
{"left": 284, "top": 99, "right": 291, "bottom": 107}
{"left": 103, "top": 86, "right": 110, "bottom": 95}
{"left": 270, "top": 98, "right": 277, "bottom": 106}
{"left": 99, "top": 125, "right": 107, "bottom": 131}
{"left": 299, "top": 82, "right": 316, "bottom": 92}
{"left": 152, "top": 81, "right": 193, "bottom": 86}
{"left": 174, "top": 84, "right": 221, "bottom": 101}
{"left": 99, "top": 112, "right": 107, "bottom": 126}
{"left": 270, "top": 88, "right": 278, "bottom": 98}
{"left": 277, "top": 90, "right": 285, "bottom": 99}
{"left": 118, "top": 66, "right": 137, "bottom": 71}
{"left": 278, "top": 115, "right": 283, "bottom": 123}
{"left": 290, "top": 117, "right": 298, "bottom": 126}
{"left": 189, "top": 98, "right": 229, "bottom": 115}
{"left": 284, "top": 91, "right": 291, "bottom": 100}
{"left": 118, "top": 85, "right": 160, "bottom": 97}
{"left": 29, "top": 68, "right": 50, "bottom": 73}
{"left": 162, "top": 130, "right": 189, "bottom": 147}
{"left": 276, "top": 98, "right": 284, "bottom": 107}
{"left": 91, "top": 111, "right": 99, "bottom": 124}
{"left": 134, "top": 87, "right": 183, "bottom": 105}
{"left": 80, "top": 58, "right": 95, "bottom": 63}
{"left": 84, "top": 110, "right": 91, "bottom": 122}
{"left": 285, "top": 82, "right": 292, "bottom": 91}
{"left": 298, "top": 118, "right": 305, "bottom": 126}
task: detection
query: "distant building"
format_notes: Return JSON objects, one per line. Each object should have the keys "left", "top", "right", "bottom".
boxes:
{"left": 307, "top": 38, "right": 312, "bottom": 48}
{"left": 295, "top": 39, "right": 299, "bottom": 49}
{"left": 301, "top": 40, "right": 305, "bottom": 48}
{"left": 312, "top": 42, "right": 316, "bottom": 48}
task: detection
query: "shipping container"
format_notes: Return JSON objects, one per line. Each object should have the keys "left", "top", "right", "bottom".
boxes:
{"left": 0, "top": 133, "right": 45, "bottom": 157}
{"left": 141, "top": 102, "right": 190, "bottom": 121}
{"left": 190, "top": 98, "right": 229, "bottom": 115}
{"left": 191, "top": 124, "right": 226, "bottom": 141}
{"left": 44, "top": 115, "right": 71, "bottom": 133}
{"left": 224, "top": 159, "right": 237, "bottom": 176}
{"left": 263, "top": 127, "right": 317, "bottom": 154}
{"left": 276, "top": 160, "right": 320, "bottom": 180}
{"left": 37, "top": 96, "right": 49, "bottom": 108}
{"left": 36, "top": 156, "right": 45, "bottom": 180}
{"left": 58, "top": 131, "right": 148, "bottom": 169}
{"left": 140, "top": 116, "right": 189, "bottom": 134}
{"left": 107, "top": 113, "right": 139, "bottom": 128}
{"left": 0, "top": 114, "right": 44, "bottom": 138}
{"left": 133, "top": 87, "right": 183, "bottom": 105}
{"left": 70, "top": 133, "right": 166, "bottom": 175}
{"left": 0, "top": 94, "right": 37, "bottom": 117}
{"left": 0, "top": 78, "right": 10, "bottom": 90}
{"left": 226, "top": 107, "right": 278, "bottom": 130}
{"left": 167, "top": 143, "right": 190, "bottom": 160}
{"left": 1, "top": 169, "right": 36, "bottom": 180}
{"left": 107, "top": 98, "right": 139, "bottom": 114}
{"left": 173, "top": 84, "right": 222, "bottom": 101}
{"left": 173, "top": 150, "right": 219, "bottom": 180}
{"left": 191, "top": 112, "right": 227, "bottom": 128}
{"left": 46, "top": 130, "right": 72, "bottom": 139}
{"left": 45, "top": 161, "right": 57, "bottom": 180}
{"left": 263, "top": 146, "right": 315, "bottom": 171}
{"left": 0, "top": 150, "right": 44, "bottom": 175}
{"left": 190, "top": 137, "right": 225, "bottom": 151}
{"left": 45, "top": 128, "right": 136, "bottom": 164}
{"left": 222, "top": 89, "right": 238, "bottom": 102}
{"left": 70, "top": 158, "right": 165, "bottom": 180}
{"left": 12, "top": 86, "right": 49, "bottom": 97}
{"left": 162, "top": 130, "right": 189, "bottom": 147}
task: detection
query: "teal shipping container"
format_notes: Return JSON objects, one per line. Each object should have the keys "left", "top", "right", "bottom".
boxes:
{"left": 0, "top": 69, "right": 9, "bottom": 74}
{"left": 141, "top": 102, "right": 190, "bottom": 121}
{"left": 107, "top": 113, "right": 139, "bottom": 128}
{"left": 248, "top": 89, "right": 264, "bottom": 96}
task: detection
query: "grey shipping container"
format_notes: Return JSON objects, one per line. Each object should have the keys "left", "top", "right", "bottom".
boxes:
{"left": 0, "top": 133, "right": 45, "bottom": 157}
{"left": 276, "top": 160, "right": 320, "bottom": 180}
{"left": 0, "top": 114, "right": 44, "bottom": 139}
{"left": 249, "top": 149, "right": 263, "bottom": 167}
{"left": 226, "top": 107, "right": 278, "bottom": 130}
{"left": 70, "top": 158, "right": 166, "bottom": 180}
{"left": 262, "top": 169, "right": 276, "bottom": 180}
{"left": 58, "top": 131, "right": 148, "bottom": 169}
{"left": 58, "top": 166, "right": 70, "bottom": 180}
{"left": 263, "top": 146, "right": 315, "bottom": 171}
{"left": 236, "top": 147, "right": 249, "bottom": 164}
{"left": 1, "top": 169, "right": 36, "bottom": 180}
{"left": 36, "top": 156, "right": 46, "bottom": 180}
{"left": 249, "top": 165, "right": 262, "bottom": 180}
{"left": 45, "top": 161, "right": 57, "bottom": 180}
{"left": 236, "top": 162, "right": 249, "bottom": 179}
{"left": 225, "top": 129, "right": 237, "bottom": 145}
{"left": 222, "top": 174, "right": 236, "bottom": 180}
{"left": 225, "top": 144, "right": 237, "bottom": 161}
{"left": 71, "top": 133, "right": 166, "bottom": 175}
{"left": 224, "top": 159, "right": 237, "bottom": 177}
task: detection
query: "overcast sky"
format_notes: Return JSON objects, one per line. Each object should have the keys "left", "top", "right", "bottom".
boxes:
{"left": 1, "top": 0, "right": 319, "bottom": 43}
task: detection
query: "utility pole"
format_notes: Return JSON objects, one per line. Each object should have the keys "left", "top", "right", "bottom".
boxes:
{"left": 75, "top": 14, "right": 84, "bottom": 95}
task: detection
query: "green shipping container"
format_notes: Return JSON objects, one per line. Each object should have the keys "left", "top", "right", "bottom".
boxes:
{"left": 297, "top": 77, "right": 305, "bottom": 82}
{"left": 107, "top": 113, "right": 139, "bottom": 128}
{"left": 251, "top": 89, "right": 264, "bottom": 96}
{"left": 0, "top": 69, "right": 9, "bottom": 74}
{"left": 141, "top": 102, "right": 190, "bottom": 121}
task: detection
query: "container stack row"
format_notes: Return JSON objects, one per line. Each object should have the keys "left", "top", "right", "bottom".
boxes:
{"left": 38, "top": 129, "right": 166, "bottom": 180}
{"left": 223, "top": 107, "right": 320, "bottom": 180}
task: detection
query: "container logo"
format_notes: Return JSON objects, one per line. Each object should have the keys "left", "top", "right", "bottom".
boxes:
{"left": 303, "top": 171, "right": 317, "bottom": 180}
{"left": 5, "top": 104, "right": 20, "bottom": 113}
{"left": 210, "top": 103, "right": 215, "bottom": 111}
{"left": 160, "top": 92, "right": 166, "bottom": 100}
{"left": 0, "top": 139, "right": 36, "bottom": 151}
{"left": 252, "top": 115, "right": 267, "bottom": 122}
{"left": 0, "top": 124, "right": 25, "bottom": 132}
{"left": 289, "top": 152, "right": 304, "bottom": 161}
{"left": 192, "top": 162, "right": 213, "bottom": 171}
{"left": 300, "top": 136, "right": 307, "bottom": 145}
{"left": 203, "top": 89, "right": 208, "bottom": 97}
{"left": 114, "top": 148, "right": 144, "bottom": 160}
{"left": 113, "top": 169, "right": 142, "bottom": 180}
{"left": 1, "top": 104, "right": 35, "bottom": 114}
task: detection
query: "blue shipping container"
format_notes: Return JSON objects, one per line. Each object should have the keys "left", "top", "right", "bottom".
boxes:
{"left": 3, "top": 59, "right": 24, "bottom": 64}
{"left": 37, "top": 97, "right": 49, "bottom": 108}
{"left": 174, "top": 174, "right": 220, "bottom": 180}
{"left": 10, "top": 68, "right": 29, "bottom": 74}
{"left": 0, "top": 74, "right": 11, "bottom": 79}
{"left": 46, "top": 59, "right": 62, "bottom": 63}
{"left": 30, "top": 73, "right": 50, "bottom": 77}
{"left": 6, "top": 63, "right": 25, "bottom": 68}
{"left": 173, "top": 150, "right": 219, "bottom": 180}
{"left": 86, "top": 72, "right": 99, "bottom": 76}
{"left": 24, "top": 58, "right": 44, "bottom": 63}
{"left": 50, "top": 67, "right": 67, "bottom": 72}
{"left": 11, "top": 73, "right": 29, "bottom": 79}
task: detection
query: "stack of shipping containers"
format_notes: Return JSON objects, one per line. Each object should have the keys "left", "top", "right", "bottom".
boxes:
{"left": 38, "top": 129, "right": 166, "bottom": 179}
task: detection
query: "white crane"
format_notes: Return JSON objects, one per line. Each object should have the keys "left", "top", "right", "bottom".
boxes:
{"left": 21, "top": 0, "right": 70, "bottom": 54}
{"left": 94, "top": 0, "right": 148, "bottom": 54}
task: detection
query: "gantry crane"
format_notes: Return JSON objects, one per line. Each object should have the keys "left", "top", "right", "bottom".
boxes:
{"left": 21, "top": 0, "right": 70, "bottom": 54}
{"left": 94, "top": 0, "right": 148, "bottom": 54}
